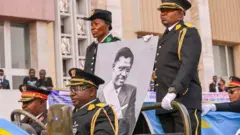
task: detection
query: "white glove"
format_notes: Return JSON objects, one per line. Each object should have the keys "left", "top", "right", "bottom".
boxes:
{"left": 201, "top": 104, "right": 216, "bottom": 116}
{"left": 142, "top": 35, "right": 153, "bottom": 42}
{"left": 161, "top": 93, "right": 177, "bottom": 110}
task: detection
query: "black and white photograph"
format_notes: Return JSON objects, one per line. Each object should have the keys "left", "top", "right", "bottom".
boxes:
{"left": 95, "top": 36, "right": 158, "bottom": 134}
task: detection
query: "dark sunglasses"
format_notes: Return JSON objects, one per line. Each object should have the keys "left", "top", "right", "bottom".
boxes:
{"left": 228, "top": 88, "right": 240, "bottom": 94}
{"left": 70, "top": 85, "right": 92, "bottom": 93}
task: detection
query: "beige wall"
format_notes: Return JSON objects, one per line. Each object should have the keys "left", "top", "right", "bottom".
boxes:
{"left": 0, "top": 0, "right": 55, "bottom": 22}
{"left": 209, "top": 0, "right": 240, "bottom": 43}
{"left": 138, "top": 0, "right": 163, "bottom": 34}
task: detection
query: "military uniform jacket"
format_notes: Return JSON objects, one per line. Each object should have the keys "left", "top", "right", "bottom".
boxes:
{"left": 22, "top": 110, "right": 48, "bottom": 135}
{"left": 154, "top": 21, "right": 202, "bottom": 114}
{"left": 72, "top": 98, "right": 117, "bottom": 135}
{"left": 84, "top": 34, "right": 120, "bottom": 74}
{"left": 216, "top": 99, "right": 240, "bottom": 112}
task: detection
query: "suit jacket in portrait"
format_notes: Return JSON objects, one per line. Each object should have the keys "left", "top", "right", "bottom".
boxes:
{"left": 154, "top": 21, "right": 202, "bottom": 114}
{"left": 98, "top": 82, "right": 137, "bottom": 132}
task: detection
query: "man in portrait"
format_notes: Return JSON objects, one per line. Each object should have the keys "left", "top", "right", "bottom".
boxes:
{"left": 98, "top": 47, "right": 137, "bottom": 131}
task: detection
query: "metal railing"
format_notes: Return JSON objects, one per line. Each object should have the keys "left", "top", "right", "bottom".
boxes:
{"left": 141, "top": 101, "right": 192, "bottom": 135}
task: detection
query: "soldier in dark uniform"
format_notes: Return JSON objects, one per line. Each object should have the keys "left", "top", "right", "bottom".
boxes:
{"left": 154, "top": 0, "right": 202, "bottom": 134}
{"left": 202, "top": 76, "right": 240, "bottom": 115}
{"left": 18, "top": 84, "right": 51, "bottom": 135}
{"left": 67, "top": 68, "right": 118, "bottom": 135}
{"left": 82, "top": 9, "right": 120, "bottom": 74}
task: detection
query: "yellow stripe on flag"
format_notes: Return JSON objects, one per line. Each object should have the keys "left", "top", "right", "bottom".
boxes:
{"left": 0, "top": 128, "right": 12, "bottom": 135}
{"left": 201, "top": 120, "right": 211, "bottom": 128}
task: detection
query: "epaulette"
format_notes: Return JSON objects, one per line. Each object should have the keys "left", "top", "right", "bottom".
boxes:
{"left": 88, "top": 104, "right": 96, "bottom": 111}
{"left": 96, "top": 103, "right": 107, "bottom": 108}
{"left": 175, "top": 24, "right": 182, "bottom": 30}
{"left": 88, "top": 103, "right": 108, "bottom": 111}
{"left": 184, "top": 23, "right": 193, "bottom": 28}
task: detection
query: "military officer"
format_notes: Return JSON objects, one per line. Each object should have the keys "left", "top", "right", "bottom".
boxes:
{"left": 202, "top": 76, "right": 240, "bottom": 115}
{"left": 18, "top": 85, "right": 51, "bottom": 135}
{"left": 68, "top": 68, "right": 118, "bottom": 135}
{"left": 82, "top": 9, "right": 120, "bottom": 74}
{"left": 154, "top": 0, "right": 202, "bottom": 134}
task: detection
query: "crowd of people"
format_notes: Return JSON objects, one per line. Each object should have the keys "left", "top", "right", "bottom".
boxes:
{"left": 0, "top": 68, "right": 53, "bottom": 90}
{"left": 209, "top": 75, "right": 228, "bottom": 92}
{"left": 22, "top": 68, "right": 53, "bottom": 90}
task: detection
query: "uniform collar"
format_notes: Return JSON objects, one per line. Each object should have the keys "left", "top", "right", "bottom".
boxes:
{"left": 96, "top": 32, "right": 112, "bottom": 43}
{"left": 100, "top": 32, "right": 111, "bottom": 43}
{"left": 168, "top": 21, "right": 179, "bottom": 31}
{"left": 73, "top": 98, "right": 101, "bottom": 118}
{"left": 80, "top": 99, "right": 97, "bottom": 109}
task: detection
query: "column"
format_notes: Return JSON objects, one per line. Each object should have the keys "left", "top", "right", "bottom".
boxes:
{"left": 29, "top": 21, "right": 56, "bottom": 86}
{"left": 190, "top": 0, "right": 215, "bottom": 92}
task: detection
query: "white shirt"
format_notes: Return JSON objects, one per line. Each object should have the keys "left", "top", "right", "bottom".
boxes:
{"left": 168, "top": 22, "right": 179, "bottom": 31}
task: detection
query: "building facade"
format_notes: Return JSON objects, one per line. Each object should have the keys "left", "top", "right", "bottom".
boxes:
{"left": 54, "top": 0, "right": 91, "bottom": 88}
{"left": 90, "top": 0, "right": 240, "bottom": 91}
{"left": 1, "top": 0, "right": 239, "bottom": 91}
{"left": 0, "top": 0, "right": 56, "bottom": 89}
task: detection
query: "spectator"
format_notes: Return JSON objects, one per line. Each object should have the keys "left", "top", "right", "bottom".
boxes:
{"left": 0, "top": 69, "right": 10, "bottom": 89}
{"left": 209, "top": 75, "right": 219, "bottom": 92}
{"left": 202, "top": 76, "right": 240, "bottom": 115}
{"left": 219, "top": 78, "right": 227, "bottom": 92}
{"left": 23, "top": 68, "right": 38, "bottom": 86}
{"left": 37, "top": 69, "right": 53, "bottom": 90}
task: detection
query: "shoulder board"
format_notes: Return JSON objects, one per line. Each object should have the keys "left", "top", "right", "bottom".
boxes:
{"left": 175, "top": 24, "right": 182, "bottom": 30}
{"left": 87, "top": 104, "right": 95, "bottom": 111}
{"left": 184, "top": 23, "right": 193, "bottom": 28}
{"left": 96, "top": 103, "right": 107, "bottom": 108}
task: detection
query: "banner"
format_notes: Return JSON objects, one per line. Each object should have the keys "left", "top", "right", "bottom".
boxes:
{"left": 202, "top": 92, "right": 229, "bottom": 103}
{"left": 144, "top": 91, "right": 230, "bottom": 103}
{"left": 48, "top": 90, "right": 72, "bottom": 107}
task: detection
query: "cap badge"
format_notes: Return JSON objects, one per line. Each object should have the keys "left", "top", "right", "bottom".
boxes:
{"left": 22, "top": 85, "right": 27, "bottom": 92}
{"left": 71, "top": 69, "right": 76, "bottom": 77}
{"left": 91, "top": 9, "right": 95, "bottom": 15}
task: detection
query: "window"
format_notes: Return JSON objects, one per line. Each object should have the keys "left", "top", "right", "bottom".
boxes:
{"left": 12, "top": 76, "right": 25, "bottom": 89}
{"left": 213, "top": 45, "right": 235, "bottom": 78}
{"left": 10, "top": 23, "right": 30, "bottom": 69}
{"left": 0, "top": 22, "right": 5, "bottom": 68}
